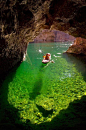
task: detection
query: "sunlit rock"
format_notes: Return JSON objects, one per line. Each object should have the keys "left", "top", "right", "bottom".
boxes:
{"left": 66, "top": 37, "right": 86, "bottom": 55}
{"left": 34, "top": 29, "right": 75, "bottom": 43}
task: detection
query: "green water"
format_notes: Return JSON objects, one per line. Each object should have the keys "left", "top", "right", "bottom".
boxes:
{"left": 1, "top": 42, "right": 86, "bottom": 125}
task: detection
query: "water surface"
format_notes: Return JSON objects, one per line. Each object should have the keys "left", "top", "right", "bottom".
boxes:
{"left": 1, "top": 42, "right": 86, "bottom": 125}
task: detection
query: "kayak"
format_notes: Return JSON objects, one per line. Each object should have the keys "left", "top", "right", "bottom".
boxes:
{"left": 42, "top": 53, "right": 51, "bottom": 64}
{"left": 42, "top": 59, "right": 50, "bottom": 64}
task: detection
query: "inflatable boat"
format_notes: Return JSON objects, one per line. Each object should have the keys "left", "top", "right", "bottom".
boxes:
{"left": 42, "top": 59, "right": 50, "bottom": 64}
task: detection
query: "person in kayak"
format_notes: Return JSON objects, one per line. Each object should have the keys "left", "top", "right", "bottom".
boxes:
{"left": 43, "top": 53, "right": 51, "bottom": 61}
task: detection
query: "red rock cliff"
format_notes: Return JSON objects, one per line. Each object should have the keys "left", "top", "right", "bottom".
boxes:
{"left": 34, "top": 29, "right": 75, "bottom": 43}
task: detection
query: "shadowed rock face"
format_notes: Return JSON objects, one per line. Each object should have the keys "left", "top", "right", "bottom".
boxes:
{"left": 0, "top": 32, "right": 27, "bottom": 77}
{"left": 0, "top": 0, "right": 86, "bottom": 39}
{"left": 0, "top": 0, "right": 86, "bottom": 75}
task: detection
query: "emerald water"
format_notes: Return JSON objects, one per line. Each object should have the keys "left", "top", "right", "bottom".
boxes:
{"left": 1, "top": 42, "right": 86, "bottom": 127}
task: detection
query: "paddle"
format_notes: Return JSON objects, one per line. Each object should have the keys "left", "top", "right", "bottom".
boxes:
{"left": 39, "top": 49, "right": 45, "bottom": 55}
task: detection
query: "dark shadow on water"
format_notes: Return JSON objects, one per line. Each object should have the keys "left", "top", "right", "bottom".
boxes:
{"left": 36, "top": 104, "right": 53, "bottom": 117}
{"left": 29, "top": 63, "right": 46, "bottom": 100}
{"left": 0, "top": 63, "right": 25, "bottom": 130}
{"left": 62, "top": 53, "right": 86, "bottom": 82}
{"left": 29, "top": 78, "right": 42, "bottom": 100}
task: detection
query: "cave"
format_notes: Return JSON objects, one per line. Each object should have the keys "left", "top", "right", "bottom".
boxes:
{"left": 0, "top": 0, "right": 86, "bottom": 130}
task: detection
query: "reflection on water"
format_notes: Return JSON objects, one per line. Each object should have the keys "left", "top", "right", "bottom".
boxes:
{"left": 1, "top": 42, "right": 86, "bottom": 125}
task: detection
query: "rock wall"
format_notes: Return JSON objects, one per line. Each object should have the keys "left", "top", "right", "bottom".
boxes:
{"left": 0, "top": 0, "right": 86, "bottom": 75}
{"left": 66, "top": 37, "right": 86, "bottom": 55}
{"left": 0, "top": 0, "right": 86, "bottom": 39}
{"left": 0, "top": 32, "right": 27, "bottom": 77}
{"left": 34, "top": 29, "right": 75, "bottom": 43}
